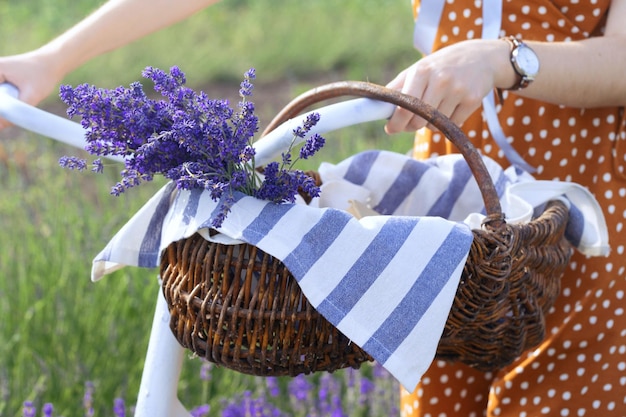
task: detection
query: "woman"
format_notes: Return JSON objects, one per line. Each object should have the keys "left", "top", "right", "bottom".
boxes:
{"left": 387, "top": 1, "right": 626, "bottom": 416}
{"left": 2, "top": 1, "right": 625, "bottom": 415}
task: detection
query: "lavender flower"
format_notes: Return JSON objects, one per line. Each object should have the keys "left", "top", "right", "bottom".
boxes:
{"left": 345, "top": 367, "right": 357, "bottom": 389}
{"left": 190, "top": 404, "right": 210, "bottom": 417}
{"left": 372, "top": 362, "right": 388, "bottom": 379}
{"left": 254, "top": 113, "right": 323, "bottom": 204}
{"left": 113, "top": 397, "right": 125, "bottom": 417}
{"left": 293, "top": 112, "right": 321, "bottom": 138}
{"left": 60, "top": 66, "right": 324, "bottom": 228}
{"left": 42, "top": 403, "right": 54, "bottom": 417}
{"left": 239, "top": 68, "right": 256, "bottom": 97}
{"left": 199, "top": 361, "right": 213, "bottom": 381}
{"left": 359, "top": 377, "right": 375, "bottom": 405}
{"left": 83, "top": 381, "right": 95, "bottom": 417}
{"left": 221, "top": 391, "right": 284, "bottom": 417}
{"left": 91, "top": 158, "right": 104, "bottom": 174}
{"left": 300, "top": 134, "right": 325, "bottom": 160}
{"left": 318, "top": 372, "right": 339, "bottom": 414}
{"left": 288, "top": 374, "right": 313, "bottom": 403}
{"left": 22, "top": 401, "right": 36, "bottom": 417}
{"left": 265, "top": 376, "right": 280, "bottom": 398}
{"left": 21, "top": 361, "right": 399, "bottom": 416}
{"left": 59, "top": 156, "right": 88, "bottom": 171}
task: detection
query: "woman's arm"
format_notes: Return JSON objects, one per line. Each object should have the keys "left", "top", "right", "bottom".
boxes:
{"left": 40, "top": 0, "right": 221, "bottom": 80}
{"left": 522, "top": 0, "right": 626, "bottom": 108}
{"left": 386, "top": 0, "right": 626, "bottom": 133}
{"left": 0, "top": 0, "right": 220, "bottom": 128}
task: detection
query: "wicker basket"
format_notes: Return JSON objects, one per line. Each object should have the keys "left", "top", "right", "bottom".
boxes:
{"left": 160, "top": 82, "right": 574, "bottom": 376}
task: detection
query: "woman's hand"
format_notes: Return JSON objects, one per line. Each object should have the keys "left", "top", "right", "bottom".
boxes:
{"left": 0, "top": 50, "right": 63, "bottom": 129}
{"left": 385, "top": 39, "right": 514, "bottom": 134}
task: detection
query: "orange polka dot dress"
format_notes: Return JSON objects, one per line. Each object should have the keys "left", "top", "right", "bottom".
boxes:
{"left": 402, "top": 0, "right": 626, "bottom": 416}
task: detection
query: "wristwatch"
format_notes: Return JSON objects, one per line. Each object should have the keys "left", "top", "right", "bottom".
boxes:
{"left": 502, "top": 36, "right": 540, "bottom": 90}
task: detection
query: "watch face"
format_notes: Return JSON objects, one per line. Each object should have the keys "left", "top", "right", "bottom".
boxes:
{"left": 514, "top": 45, "right": 540, "bottom": 77}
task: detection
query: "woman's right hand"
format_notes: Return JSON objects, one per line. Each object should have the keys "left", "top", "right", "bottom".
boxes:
{"left": 0, "top": 49, "right": 63, "bottom": 130}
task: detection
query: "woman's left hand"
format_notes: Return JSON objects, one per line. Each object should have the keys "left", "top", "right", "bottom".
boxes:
{"left": 385, "top": 39, "right": 515, "bottom": 134}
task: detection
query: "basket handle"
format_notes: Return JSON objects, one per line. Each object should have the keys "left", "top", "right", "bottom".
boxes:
{"left": 260, "top": 81, "right": 503, "bottom": 222}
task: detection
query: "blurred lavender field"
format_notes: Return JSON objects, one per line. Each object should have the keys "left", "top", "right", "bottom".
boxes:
{"left": 20, "top": 361, "right": 399, "bottom": 416}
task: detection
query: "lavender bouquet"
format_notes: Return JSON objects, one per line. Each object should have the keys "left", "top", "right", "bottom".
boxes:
{"left": 59, "top": 66, "right": 325, "bottom": 227}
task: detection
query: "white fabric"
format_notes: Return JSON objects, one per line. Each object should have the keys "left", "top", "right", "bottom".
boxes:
{"left": 317, "top": 151, "right": 608, "bottom": 256}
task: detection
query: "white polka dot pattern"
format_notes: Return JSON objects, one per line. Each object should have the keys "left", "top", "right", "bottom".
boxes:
{"left": 405, "top": 0, "right": 625, "bottom": 416}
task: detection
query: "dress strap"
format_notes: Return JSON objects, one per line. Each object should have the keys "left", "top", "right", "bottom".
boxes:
{"left": 481, "top": 0, "right": 536, "bottom": 172}
{"left": 412, "top": 0, "right": 445, "bottom": 54}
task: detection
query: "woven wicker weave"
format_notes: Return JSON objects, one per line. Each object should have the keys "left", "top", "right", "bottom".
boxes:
{"left": 161, "top": 234, "right": 373, "bottom": 376}
{"left": 439, "top": 199, "right": 571, "bottom": 370}
{"left": 161, "top": 82, "right": 573, "bottom": 376}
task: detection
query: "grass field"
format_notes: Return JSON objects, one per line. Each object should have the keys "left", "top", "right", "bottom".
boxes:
{"left": 0, "top": 1, "right": 418, "bottom": 415}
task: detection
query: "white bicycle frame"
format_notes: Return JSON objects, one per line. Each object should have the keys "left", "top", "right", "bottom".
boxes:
{"left": 0, "top": 82, "right": 395, "bottom": 416}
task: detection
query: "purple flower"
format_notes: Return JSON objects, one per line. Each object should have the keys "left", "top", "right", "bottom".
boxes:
{"left": 359, "top": 377, "right": 376, "bottom": 406}
{"left": 59, "top": 66, "right": 324, "bottom": 228}
{"left": 288, "top": 374, "right": 313, "bottom": 402}
{"left": 59, "top": 156, "right": 88, "bottom": 171}
{"left": 91, "top": 158, "right": 104, "bottom": 173}
{"left": 331, "top": 406, "right": 348, "bottom": 417}
{"left": 360, "top": 376, "right": 375, "bottom": 396}
{"left": 293, "top": 112, "right": 321, "bottom": 138}
{"left": 265, "top": 376, "right": 280, "bottom": 397}
{"left": 318, "top": 372, "right": 341, "bottom": 414}
{"left": 239, "top": 68, "right": 256, "bottom": 97}
{"left": 372, "top": 362, "right": 388, "bottom": 379}
{"left": 142, "top": 66, "right": 186, "bottom": 97}
{"left": 190, "top": 404, "right": 210, "bottom": 417}
{"left": 199, "top": 361, "right": 213, "bottom": 381}
{"left": 42, "top": 403, "right": 54, "bottom": 417}
{"left": 295, "top": 170, "right": 320, "bottom": 199}
{"left": 22, "top": 401, "right": 36, "bottom": 417}
{"left": 299, "top": 133, "right": 325, "bottom": 160}
{"left": 221, "top": 391, "right": 285, "bottom": 417}
{"left": 113, "top": 398, "right": 125, "bottom": 417}
{"left": 83, "top": 381, "right": 95, "bottom": 417}
{"left": 211, "top": 192, "right": 236, "bottom": 229}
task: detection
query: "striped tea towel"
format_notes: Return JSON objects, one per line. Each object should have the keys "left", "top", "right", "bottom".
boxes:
{"left": 315, "top": 151, "right": 609, "bottom": 256}
{"left": 91, "top": 151, "right": 609, "bottom": 391}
